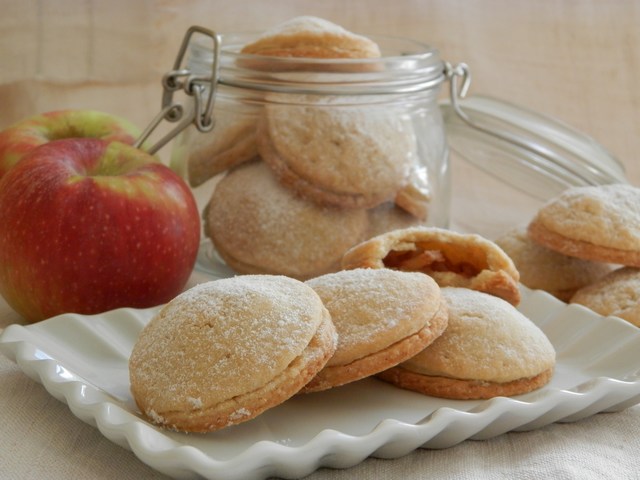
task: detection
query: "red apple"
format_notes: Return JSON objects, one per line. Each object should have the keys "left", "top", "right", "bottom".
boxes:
{"left": 0, "top": 109, "right": 141, "bottom": 180}
{"left": 0, "top": 138, "right": 201, "bottom": 322}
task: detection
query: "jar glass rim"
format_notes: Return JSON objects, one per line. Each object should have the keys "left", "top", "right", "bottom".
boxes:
{"left": 188, "top": 32, "right": 446, "bottom": 95}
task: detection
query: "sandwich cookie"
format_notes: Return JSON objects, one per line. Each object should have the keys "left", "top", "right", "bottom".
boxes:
{"left": 185, "top": 15, "right": 383, "bottom": 188}
{"left": 256, "top": 96, "right": 416, "bottom": 209}
{"left": 204, "top": 160, "right": 368, "bottom": 279}
{"left": 528, "top": 184, "right": 640, "bottom": 266}
{"left": 129, "top": 275, "right": 337, "bottom": 432}
{"left": 240, "top": 16, "right": 381, "bottom": 59}
{"left": 570, "top": 266, "right": 640, "bottom": 327}
{"left": 378, "top": 287, "right": 556, "bottom": 399}
{"left": 496, "top": 227, "right": 612, "bottom": 302}
{"left": 303, "top": 268, "right": 447, "bottom": 392}
{"left": 183, "top": 110, "right": 258, "bottom": 187}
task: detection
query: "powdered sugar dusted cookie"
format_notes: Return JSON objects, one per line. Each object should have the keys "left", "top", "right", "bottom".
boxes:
{"left": 129, "top": 275, "right": 336, "bottom": 432}
{"left": 570, "top": 266, "right": 640, "bottom": 327}
{"left": 303, "top": 268, "right": 447, "bottom": 392}
{"left": 240, "top": 16, "right": 381, "bottom": 59}
{"left": 496, "top": 227, "right": 612, "bottom": 302}
{"left": 204, "top": 160, "right": 368, "bottom": 279}
{"left": 342, "top": 226, "right": 521, "bottom": 305}
{"left": 257, "top": 97, "right": 416, "bottom": 209}
{"left": 182, "top": 110, "right": 258, "bottom": 187}
{"left": 378, "top": 287, "right": 556, "bottom": 399}
{"left": 528, "top": 184, "right": 640, "bottom": 266}
{"left": 185, "top": 16, "right": 382, "bottom": 188}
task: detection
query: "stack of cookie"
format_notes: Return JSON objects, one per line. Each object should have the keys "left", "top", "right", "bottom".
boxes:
{"left": 496, "top": 183, "right": 640, "bottom": 328}
{"left": 129, "top": 226, "right": 557, "bottom": 432}
{"left": 340, "top": 226, "right": 556, "bottom": 400}
{"left": 184, "top": 16, "right": 431, "bottom": 279}
{"left": 129, "top": 268, "right": 451, "bottom": 432}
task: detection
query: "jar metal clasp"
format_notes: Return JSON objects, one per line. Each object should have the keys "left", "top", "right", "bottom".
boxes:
{"left": 134, "top": 26, "right": 221, "bottom": 155}
{"left": 444, "top": 62, "right": 472, "bottom": 119}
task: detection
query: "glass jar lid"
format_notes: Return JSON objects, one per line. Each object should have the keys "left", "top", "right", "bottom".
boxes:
{"left": 440, "top": 94, "right": 627, "bottom": 202}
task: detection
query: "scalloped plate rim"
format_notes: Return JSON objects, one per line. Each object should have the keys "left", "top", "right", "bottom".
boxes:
{"left": 1, "top": 286, "right": 640, "bottom": 480}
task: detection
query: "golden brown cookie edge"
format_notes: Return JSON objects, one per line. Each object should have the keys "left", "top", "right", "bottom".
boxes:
{"left": 377, "top": 366, "right": 554, "bottom": 400}
{"left": 301, "top": 297, "right": 448, "bottom": 393}
{"left": 132, "top": 308, "right": 337, "bottom": 432}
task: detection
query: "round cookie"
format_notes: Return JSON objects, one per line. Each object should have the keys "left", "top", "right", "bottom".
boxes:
{"left": 303, "top": 269, "right": 448, "bottom": 392}
{"left": 527, "top": 184, "right": 640, "bottom": 266}
{"left": 378, "top": 287, "right": 556, "bottom": 400}
{"left": 240, "top": 16, "right": 381, "bottom": 59}
{"left": 570, "top": 267, "right": 640, "bottom": 327}
{"left": 129, "top": 275, "right": 337, "bottom": 432}
{"left": 341, "top": 226, "right": 521, "bottom": 306}
{"left": 183, "top": 111, "right": 258, "bottom": 187}
{"left": 496, "top": 227, "right": 612, "bottom": 302}
{"left": 256, "top": 97, "right": 416, "bottom": 209}
{"left": 204, "top": 160, "right": 368, "bottom": 279}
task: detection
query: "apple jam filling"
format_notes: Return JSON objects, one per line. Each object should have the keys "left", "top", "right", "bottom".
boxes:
{"left": 382, "top": 242, "right": 483, "bottom": 278}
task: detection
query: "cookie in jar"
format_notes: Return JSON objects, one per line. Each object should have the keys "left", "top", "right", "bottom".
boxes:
{"left": 170, "top": 16, "right": 450, "bottom": 279}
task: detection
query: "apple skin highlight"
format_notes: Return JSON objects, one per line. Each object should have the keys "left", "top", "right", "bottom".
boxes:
{"left": 0, "top": 138, "right": 201, "bottom": 322}
{"left": 0, "top": 109, "right": 141, "bottom": 180}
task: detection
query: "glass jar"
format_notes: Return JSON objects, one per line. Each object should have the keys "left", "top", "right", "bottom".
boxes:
{"left": 440, "top": 94, "right": 628, "bottom": 239}
{"left": 170, "top": 33, "right": 451, "bottom": 280}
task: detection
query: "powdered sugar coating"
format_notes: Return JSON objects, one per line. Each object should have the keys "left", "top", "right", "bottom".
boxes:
{"left": 185, "top": 110, "right": 258, "bottom": 187}
{"left": 129, "top": 275, "right": 326, "bottom": 421}
{"left": 205, "top": 160, "right": 367, "bottom": 279}
{"left": 260, "top": 16, "right": 363, "bottom": 38}
{"left": 570, "top": 266, "right": 640, "bottom": 327}
{"left": 241, "top": 16, "right": 381, "bottom": 59}
{"left": 342, "top": 226, "right": 521, "bottom": 306}
{"left": 533, "top": 184, "right": 640, "bottom": 251}
{"left": 306, "top": 268, "right": 441, "bottom": 366}
{"left": 261, "top": 96, "right": 415, "bottom": 209}
{"left": 402, "top": 288, "right": 556, "bottom": 383}
{"left": 496, "top": 226, "right": 612, "bottom": 301}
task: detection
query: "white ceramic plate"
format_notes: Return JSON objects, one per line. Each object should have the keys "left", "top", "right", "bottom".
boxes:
{"left": 1, "top": 287, "right": 640, "bottom": 480}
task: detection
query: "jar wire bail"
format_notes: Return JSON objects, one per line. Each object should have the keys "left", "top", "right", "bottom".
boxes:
{"left": 134, "top": 26, "right": 221, "bottom": 155}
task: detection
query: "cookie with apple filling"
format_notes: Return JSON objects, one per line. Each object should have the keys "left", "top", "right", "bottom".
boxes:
{"left": 341, "top": 226, "right": 521, "bottom": 306}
